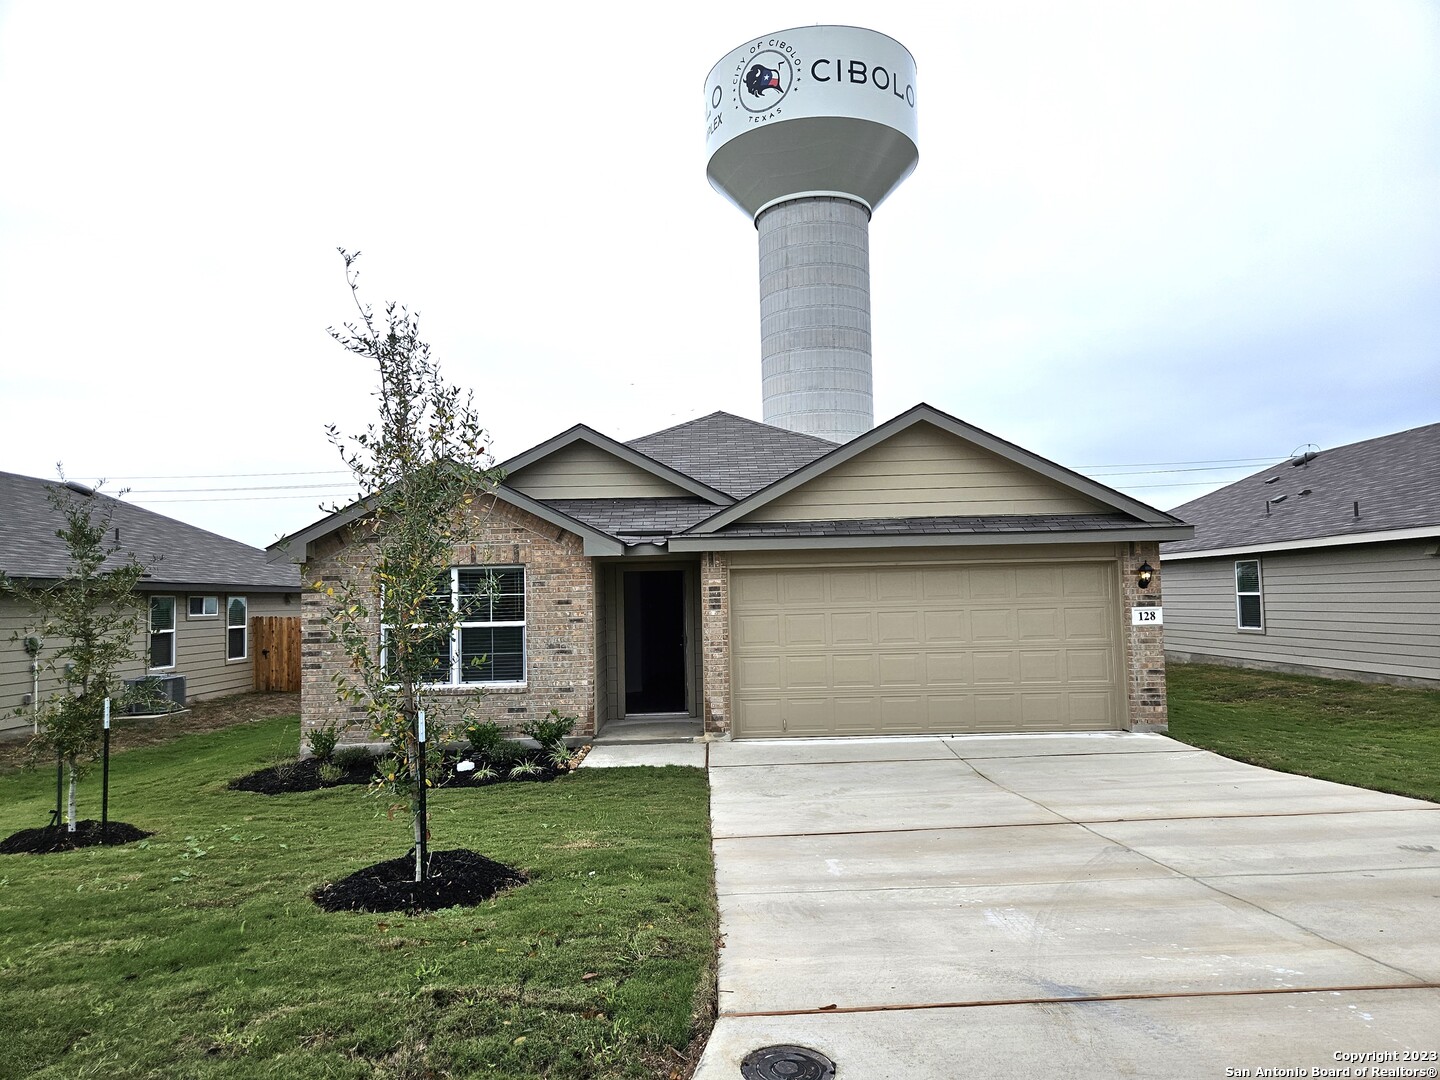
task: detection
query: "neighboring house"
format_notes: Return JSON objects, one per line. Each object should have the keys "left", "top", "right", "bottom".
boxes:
{"left": 1162, "top": 422, "right": 1440, "bottom": 688}
{"left": 277, "top": 404, "right": 1191, "bottom": 742}
{"left": 0, "top": 472, "right": 303, "bottom": 733}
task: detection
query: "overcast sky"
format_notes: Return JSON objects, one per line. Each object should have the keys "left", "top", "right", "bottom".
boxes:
{"left": 1, "top": 1, "right": 1435, "bottom": 548}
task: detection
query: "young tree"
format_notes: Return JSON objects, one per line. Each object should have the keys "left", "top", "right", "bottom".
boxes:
{"left": 321, "top": 249, "right": 501, "bottom": 883}
{"left": 1, "top": 478, "right": 148, "bottom": 831}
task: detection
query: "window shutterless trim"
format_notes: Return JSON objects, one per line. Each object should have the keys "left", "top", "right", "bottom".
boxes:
{"left": 226, "top": 596, "right": 248, "bottom": 661}
{"left": 380, "top": 566, "right": 526, "bottom": 687}
{"left": 149, "top": 595, "right": 177, "bottom": 670}
{"left": 1235, "top": 559, "right": 1264, "bottom": 631}
{"left": 188, "top": 595, "right": 219, "bottom": 618}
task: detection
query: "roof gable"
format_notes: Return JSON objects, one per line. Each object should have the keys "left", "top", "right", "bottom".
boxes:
{"left": 687, "top": 404, "right": 1178, "bottom": 535}
{"left": 500, "top": 424, "right": 730, "bottom": 504}
{"left": 626, "top": 412, "right": 837, "bottom": 498}
{"left": 1165, "top": 421, "right": 1440, "bottom": 555}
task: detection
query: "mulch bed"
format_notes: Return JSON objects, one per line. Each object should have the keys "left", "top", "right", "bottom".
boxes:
{"left": 229, "top": 752, "right": 570, "bottom": 795}
{"left": 312, "top": 848, "right": 527, "bottom": 913}
{"left": 0, "top": 820, "right": 151, "bottom": 855}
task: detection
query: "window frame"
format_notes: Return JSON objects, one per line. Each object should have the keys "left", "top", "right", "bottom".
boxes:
{"left": 1235, "top": 559, "right": 1264, "bottom": 631}
{"left": 188, "top": 595, "right": 219, "bottom": 619}
{"left": 226, "top": 596, "right": 248, "bottom": 662}
{"left": 149, "top": 595, "right": 177, "bottom": 670}
{"left": 381, "top": 566, "right": 526, "bottom": 687}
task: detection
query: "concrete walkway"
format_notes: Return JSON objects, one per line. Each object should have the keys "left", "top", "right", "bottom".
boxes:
{"left": 695, "top": 733, "right": 1440, "bottom": 1079}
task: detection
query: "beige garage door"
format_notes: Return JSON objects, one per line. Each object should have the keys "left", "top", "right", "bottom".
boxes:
{"left": 731, "top": 562, "right": 1122, "bottom": 737}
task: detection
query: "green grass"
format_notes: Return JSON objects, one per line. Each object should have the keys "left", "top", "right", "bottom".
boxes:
{"left": 1168, "top": 663, "right": 1440, "bottom": 803}
{"left": 0, "top": 717, "right": 717, "bottom": 1079}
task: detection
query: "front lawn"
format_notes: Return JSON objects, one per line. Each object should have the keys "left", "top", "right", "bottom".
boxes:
{"left": 1167, "top": 663, "right": 1440, "bottom": 803}
{"left": 0, "top": 716, "right": 717, "bottom": 1079}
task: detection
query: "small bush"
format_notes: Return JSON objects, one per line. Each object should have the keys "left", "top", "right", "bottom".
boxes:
{"left": 307, "top": 724, "right": 340, "bottom": 762}
{"left": 318, "top": 762, "right": 343, "bottom": 784}
{"left": 463, "top": 719, "right": 507, "bottom": 760}
{"left": 489, "top": 739, "right": 525, "bottom": 769}
{"left": 333, "top": 746, "right": 373, "bottom": 771}
{"left": 508, "top": 760, "right": 545, "bottom": 779}
{"left": 522, "top": 710, "right": 576, "bottom": 752}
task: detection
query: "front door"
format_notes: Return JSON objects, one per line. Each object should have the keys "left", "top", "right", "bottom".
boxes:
{"left": 623, "top": 569, "right": 687, "bottom": 714}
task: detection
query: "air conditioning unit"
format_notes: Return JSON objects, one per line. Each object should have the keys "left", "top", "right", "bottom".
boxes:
{"left": 123, "top": 674, "right": 187, "bottom": 715}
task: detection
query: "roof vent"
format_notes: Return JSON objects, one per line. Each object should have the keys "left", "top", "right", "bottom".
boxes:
{"left": 63, "top": 480, "right": 95, "bottom": 496}
{"left": 1288, "top": 444, "right": 1320, "bottom": 467}
{"left": 1297, "top": 488, "right": 1312, "bottom": 497}
{"left": 1269, "top": 494, "right": 1287, "bottom": 503}
{"left": 1263, "top": 476, "right": 1279, "bottom": 485}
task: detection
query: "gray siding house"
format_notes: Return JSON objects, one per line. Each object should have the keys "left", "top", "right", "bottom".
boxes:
{"left": 275, "top": 404, "right": 1193, "bottom": 743}
{"left": 1162, "top": 422, "right": 1440, "bottom": 687}
{"left": 0, "top": 472, "right": 302, "bottom": 733}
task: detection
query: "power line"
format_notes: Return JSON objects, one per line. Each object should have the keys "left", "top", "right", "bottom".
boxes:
{"left": 81, "top": 468, "right": 351, "bottom": 481}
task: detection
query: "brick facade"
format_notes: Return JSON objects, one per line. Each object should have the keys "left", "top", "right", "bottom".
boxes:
{"left": 300, "top": 494, "right": 596, "bottom": 746}
{"left": 1120, "top": 541, "right": 1168, "bottom": 732}
{"left": 699, "top": 551, "right": 732, "bottom": 736}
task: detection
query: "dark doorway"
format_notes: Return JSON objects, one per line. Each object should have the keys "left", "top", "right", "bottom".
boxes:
{"left": 623, "top": 570, "right": 686, "bottom": 714}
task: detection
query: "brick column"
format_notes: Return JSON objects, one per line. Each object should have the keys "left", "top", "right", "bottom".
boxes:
{"left": 1121, "top": 541, "right": 1168, "bottom": 731}
{"left": 700, "top": 551, "right": 732, "bottom": 737}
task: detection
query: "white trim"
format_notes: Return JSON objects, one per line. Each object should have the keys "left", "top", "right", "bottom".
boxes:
{"left": 187, "top": 594, "right": 219, "bottom": 619}
{"left": 148, "top": 595, "right": 177, "bottom": 671}
{"left": 1234, "top": 559, "right": 1264, "bottom": 631}
{"left": 226, "top": 595, "right": 248, "bottom": 662}
{"left": 753, "top": 190, "right": 873, "bottom": 220}
{"left": 1163, "top": 525, "right": 1440, "bottom": 561}
{"left": 380, "top": 566, "right": 527, "bottom": 687}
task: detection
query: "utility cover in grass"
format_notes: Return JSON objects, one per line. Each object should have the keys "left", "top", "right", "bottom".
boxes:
{"left": 312, "top": 848, "right": 527, "bottom": 913}
{"left": 0, "top": 820, "right": 151, "bottom": 854}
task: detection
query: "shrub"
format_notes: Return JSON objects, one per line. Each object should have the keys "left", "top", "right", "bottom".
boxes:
{"left": 318, "top": 762, "right": 343, "bottom": 784}
{"left": 508, "top": 760, "right": 545, "bottom": 779}
{"left": 333, "top": 746, "right": 373, "bottom": 771}
{"left": 307, "top": 724, "right": 340, "bottom": 762}
{"left": 463, "top": 719, "right": 507, "bottom": 760}
{"left": 522, "top": 710, "right": 576, "bottom": 753}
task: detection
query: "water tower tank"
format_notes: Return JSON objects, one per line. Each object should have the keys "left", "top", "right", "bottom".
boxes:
{"left": 705, "top": 26, "right": 918, "bottom": 443}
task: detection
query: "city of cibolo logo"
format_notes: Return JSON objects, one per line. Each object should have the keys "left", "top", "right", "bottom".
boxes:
{"left": 707, "top": 33, "right": 917, "bottom": 137}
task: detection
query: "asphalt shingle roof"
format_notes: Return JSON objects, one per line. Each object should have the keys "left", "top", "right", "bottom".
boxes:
{"left": 0, "top": 472, "right": 301, "bottom": 590}
{"left": 627, "top": 412, "right": 837, "bottom": 498}
{"left": 542, "top": 498, "right": 722, "bottom": 538}
{"left": 1165, "top": 422, "right": 1440, "bottom": 554}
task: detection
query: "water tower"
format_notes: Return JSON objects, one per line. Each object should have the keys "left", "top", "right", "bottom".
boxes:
{"left": 705, "top": 26, "right": 918, "bottom": 443}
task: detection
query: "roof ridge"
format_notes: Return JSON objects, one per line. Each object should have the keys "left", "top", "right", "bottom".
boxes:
{"left": 628, "top": 411, "right": 840, "bottom": 448}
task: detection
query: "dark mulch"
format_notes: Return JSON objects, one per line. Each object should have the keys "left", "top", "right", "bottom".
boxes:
{"left": 227, "top": 757, "right": 376, "bottom": 794}
{"left": 229, "top": 753, "right": 565, "bottom": 795}
{"left": 312, "top": 848, "right": 528, "bottom": 913}
{"left": 1, "top": 820, "right": 152, "bottom": 855}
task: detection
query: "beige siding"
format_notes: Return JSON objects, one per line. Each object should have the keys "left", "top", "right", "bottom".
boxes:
{"left": 1164, "top": 541, "right": 1440, "bottom": 683}
{"left": 1, "top": 592, "right": 299, "bottom": 734}
{"left": 746, "top": 422, "right": 1110, "bottom": 522}
{"left": 730, "top": 551, "right": 1124, "bottom": 738}
{"left": 506, "top": 442, "right": 692, "bottom": 499}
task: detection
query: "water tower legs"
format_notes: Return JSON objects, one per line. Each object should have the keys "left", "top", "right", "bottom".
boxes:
{"left": 757, "top": 197, "right": 874, "bottom": 443}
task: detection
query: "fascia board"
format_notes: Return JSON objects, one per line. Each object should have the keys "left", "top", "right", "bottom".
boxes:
{"left": 685, "top": 403, "right": 1179, "bottom": 534}
{"left": 1162, "top": 525, "right": 1440, "bottom": 561}
{"left": 668, "top": 526, "right": 1196, "bottom": 553}
{"left": 266, "top": 485, "right": 625, "bottom": 563}
{"left": 498, "top": 425, "right": 733, "bottom": 505}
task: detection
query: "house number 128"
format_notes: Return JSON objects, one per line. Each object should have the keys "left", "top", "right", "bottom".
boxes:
{"left": 1131, "top": 607, "right": 1163, "bottom": 626}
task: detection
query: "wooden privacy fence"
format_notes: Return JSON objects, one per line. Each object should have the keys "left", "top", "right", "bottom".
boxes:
{"left": 252, "top": 616, "right": 301, "bottom": 692}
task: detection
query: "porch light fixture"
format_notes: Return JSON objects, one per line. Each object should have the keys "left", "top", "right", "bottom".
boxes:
{"left": 1137, "top": 562, "right": 1155, "bottom": 589}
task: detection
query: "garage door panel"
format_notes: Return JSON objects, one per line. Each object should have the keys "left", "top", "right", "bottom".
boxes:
{"left": 1019, "top": 650, "right": 1062, "bottom": 683}
{"left": 833, "top": 653, "right": 877, "bottom": 688}
{"left": 783, "top": 653, "right": 830, "bottom": 689}
{"left": 1017, "top": 608, "right": 1060, "bottom": 640}
{"left": 731, "top": 562, "right": 1121, "bottom": 738}
{"left": 877, "top": 610, "right": 921, "bottom": 644}
{"left": 924, "top": 651, "right": 971, "bottom": 686}
{"left": 832, "top": 612, "right": 873, "bottom": 645}
{"left": 973, "top": 651, "right": 1018, "bottom": 684}
{"left": 878, "top": 652, "right": 922, "bottom": 687}
{"left": 971, "top": 608, "right": 1015, "bottom": 641}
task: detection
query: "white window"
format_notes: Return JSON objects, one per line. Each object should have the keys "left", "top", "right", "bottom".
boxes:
{"left": 188, "top": 595, "right": 219, "bottom": 617}
{"left": 383, "top": 567, "right": 525, "bottom": 685}
{"left": 149, "top": 596, "right": 176, "bottom": 669}
{"left": 227, "top": 596, "right": 248, "bottom": 660}
{"left": 1235, "top": 560, "right": 1264, "bottom": 630}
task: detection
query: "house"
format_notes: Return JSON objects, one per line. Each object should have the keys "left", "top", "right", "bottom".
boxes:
{"left": 0, "top": 471, "right": 303, "bottom": 733}
{"left": 1162, "top": 422, "right": 1440, "bottom": 688}
{"left": 276, "top": 404, "right": 1192, "bottom": 742}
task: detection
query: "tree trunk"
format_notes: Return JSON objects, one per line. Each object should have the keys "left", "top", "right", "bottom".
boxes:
{"left": 66, "top": 759, "right": 78, "bottom": 832}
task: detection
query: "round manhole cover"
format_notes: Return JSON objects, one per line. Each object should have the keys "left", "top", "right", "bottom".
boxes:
{"left": 740, "top": 1044, "right": 836, "bottom": 1080}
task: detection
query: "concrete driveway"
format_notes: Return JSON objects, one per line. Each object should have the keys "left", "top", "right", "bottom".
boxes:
{"left": 694, "top": 733, "right": 1440, "bottom": 1079}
